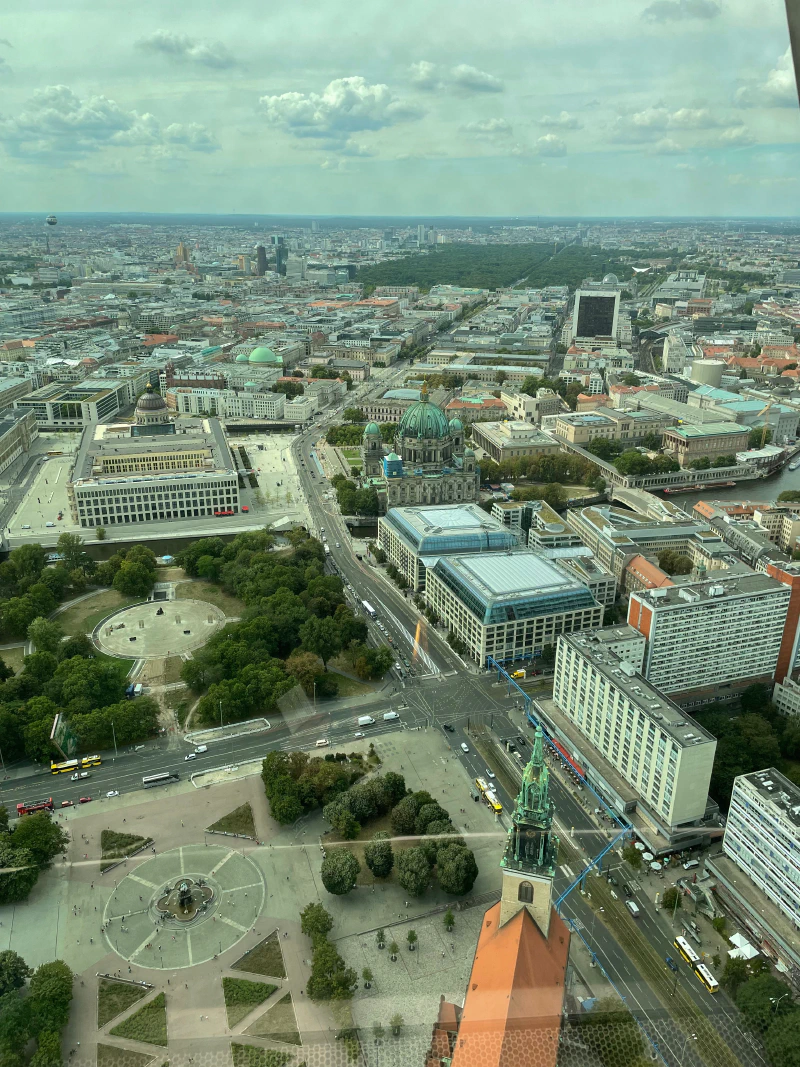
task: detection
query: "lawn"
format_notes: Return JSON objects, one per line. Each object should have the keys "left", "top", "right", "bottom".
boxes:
{"left": 163, "top": 657, "right": 184, "bottom": 684}
{"left": 109, "top": 992, "right": 168, "bottom": 1046}
{"left": 245, "top": 993, "right": 301, "bottom": 1045}
{"left": 231, "top": 1047, "right": 293, "bottom": 1067}
{"left": 56, "top": 590, "right": 140, "bottom": 637}
{"left": 176, "top": 581, "right": 245, "bottom": 618}
{"left": 208, "top": 803, "right": 256, "bottom": 837}
{"left": 96, "top": 1045, "right": 154, "bottom": 1067}
{"left": 97, "top": 979, "right": 150, "bottom": 1028}
{"left": 325, "top": 812, "right": 404, "bottom": 887}
{"left": 0, "top": 645, "right": 25, "bottom": 675}
{"left": 232, "top": 932, "right": 286, "bottom": 979}
{"left": 101, "top": 830, "right": 153, "bottom": 871}
{"left": 223, "top": 977, "right": 277, "bottom": 1028}
{"left": 328, "top": 670, "right": 374, "bottom": 699}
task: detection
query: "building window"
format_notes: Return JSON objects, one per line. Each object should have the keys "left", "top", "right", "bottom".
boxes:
{"left": 518, "top": 881, "right": 533, "bottom": 904}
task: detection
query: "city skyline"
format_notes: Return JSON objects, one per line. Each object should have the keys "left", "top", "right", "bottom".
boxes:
{"left": 0, "top": 0, "right": 797, "bottom": 216}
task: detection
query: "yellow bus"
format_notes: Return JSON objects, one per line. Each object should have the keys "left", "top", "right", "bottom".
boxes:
{"left": 485, "top": 789, "right": 503, "bottom": 814}
{"left": 50, "top": 754, "right": 102, "bottom": 774}
{"left": 694, "top": 963, "right": 719, "bottom": 994}
{"left": 475, "top": 777, "right": 489, "bottom": 796}
{"left": 673, "top": 936, "right": 700, "bottom": 967}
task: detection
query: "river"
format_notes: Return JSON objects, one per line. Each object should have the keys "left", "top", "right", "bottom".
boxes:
{"left": 658, "top": 462, "right": 800, "bottom": 514}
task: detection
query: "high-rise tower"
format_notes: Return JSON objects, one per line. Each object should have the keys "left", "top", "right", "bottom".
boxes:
{"left": 499, "top": 725, "right": 559, "bottom": 934}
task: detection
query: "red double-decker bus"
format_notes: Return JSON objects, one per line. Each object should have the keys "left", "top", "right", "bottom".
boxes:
{"left": 16, "top": 797, "right": 54, "bottom": 816}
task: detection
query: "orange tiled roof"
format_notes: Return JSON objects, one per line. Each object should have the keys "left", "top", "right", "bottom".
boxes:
{"left": 624, "top": 554, "right": 674, "bottom": 590}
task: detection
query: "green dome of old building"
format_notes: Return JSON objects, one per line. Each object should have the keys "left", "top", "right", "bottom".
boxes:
{"left": 398, "top": 394, "right": 449, "bottom": 439}
{"left": 235, "top": 351, "right": 250, "bottom": 363}
{"left": 249, "top": 345, "right": 281, "bottom": 364}
{"left": 363, "top": 422, "right": 381, "bottom": 437}
{"left": 448, "top": 417, "right": 463, "bottom": 432}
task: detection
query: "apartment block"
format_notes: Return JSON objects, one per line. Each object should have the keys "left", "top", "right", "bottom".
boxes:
{"left": 553, "top": 630, "right": 716, "bottom": 830}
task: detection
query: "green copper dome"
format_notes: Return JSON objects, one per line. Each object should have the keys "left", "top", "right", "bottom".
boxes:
{"left": 235, "top": 351, "right": 250, "bottom": 363}
{"left": 448, "top": 417, "right": 463, "bottom": 432}
{"left": 398, "top": 398, "right": 449, "bottom": 440}
{"left": 249, "top": 345, "right": 281, "bottom": 364}
{"left": 364, "top": 422, "right": 381, "bottom": 436}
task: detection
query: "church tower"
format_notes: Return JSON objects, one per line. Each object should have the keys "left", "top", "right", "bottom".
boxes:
{"left": 499, "top": 725, "right": 559, "bottom": 935}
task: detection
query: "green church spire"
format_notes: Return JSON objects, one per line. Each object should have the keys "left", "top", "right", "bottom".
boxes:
{"left": 501, "top": 724, "right": 559, "bottom": 878}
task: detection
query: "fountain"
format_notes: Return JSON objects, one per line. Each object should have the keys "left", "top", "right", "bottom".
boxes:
{"left": 155, "top": 877, "right": 214, "bottom": 923}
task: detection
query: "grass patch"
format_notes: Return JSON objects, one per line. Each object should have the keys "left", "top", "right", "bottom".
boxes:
{"left": 223, "top": 977, "right": 277, "bottom": 1028}
{"left": 176, "top": 581, "right": 245, "bottom": 618}
{"left": 208, "top": 803, "right": 256, "bottom": 837}
{"left": 0, "top": 645, "right": 25, "bottom": 675}
{"left": 245, "top": 993, "right": 301, "bottom": 1045}
{"left": 101, "top": 830, "right": 153, "bottom": 871}
{"left": 57, "top": 589, "right": 140, "bottom": 636}
{"left": 109, "top": 992, "right": 168, "bottom": 1047}
{"left": 232, "top": 932, "right": 286, "bottom": 979}
{"left": 97, "top": 1045, "right": 154, "bottom": 1067}
{"left": 163, "top": 657, "right": 184, "bottom": 684}
{"left": 92, "top": 649, "right": 136, "bottom": 676}
{"left": 97, "top": 978, "right": 149, "bottom": 1028}
{"left": 328, "top": 671, "right": 374, "bottom": 699}
{"left": 231, "top": 1047, "right": 293, "bottom": 1067}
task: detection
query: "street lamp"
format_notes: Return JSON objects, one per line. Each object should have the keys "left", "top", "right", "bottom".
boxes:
{"left": 771, "top": 993, "right": 791, "bottom": 1014}
{"left": 111, "top": 720, "right": 118, "bottom": 759}
{"left": 219, "top": 699, "right": 223, "bottom": 731}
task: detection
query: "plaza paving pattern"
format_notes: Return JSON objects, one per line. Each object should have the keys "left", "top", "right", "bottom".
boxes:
{"left": 93, "top": 599, "right": 226, "bottom": 660}
{"left": 104, "top": 845, "right": 265, "bottom": 969}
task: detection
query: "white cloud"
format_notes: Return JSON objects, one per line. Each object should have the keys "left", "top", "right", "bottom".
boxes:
{"left": 735, "top": 48, "right": 798, "bottom": 108}
{"left": 668, "top": 107, "right": 727, "bottom": 128}
{"left": 538, "top": 111, "right": 581, "bottom": 129}
{"left": 609, "top": 107, "right": 669, "bottom": 142}
{"left": 341, "top": 139, "right": 375, "bottom": 157}
{"left": 0, "top": 84, "right": 218, "bottom": 159}
{"left": 461, "top": 118, "right": 512, "bottom": 135}
{"left": 642, "top": 0, "right": 720, "bottom": 21}
{"left": 652, "top": 137, "right": 685, "bottom": 154}
{"left": 410, "top": 61, "right": 441, "bottom": 91}
{"left": 136, "top": 30, "right": 234, "bottom": 69}
{"left": 728, "top": 173, "right": 798, "bottom": 186}
{"left": 450, "top": 64, "right": 504, "bottom": 93}
{"left": 719, "top": 125, "right": 755, "bottom": 146}
{"left": 259, "top": 76, "right": 423, "bottom": 144}
{"left": 535, "top": 133, "right": 566, "bottom": 157}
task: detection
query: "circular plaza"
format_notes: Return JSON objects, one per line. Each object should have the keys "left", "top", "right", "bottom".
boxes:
{"left": 92, "top": 599, "right": 226, "bottom": 660}
{"left": 102, "top": 844, "right": 265, "bottom": 969}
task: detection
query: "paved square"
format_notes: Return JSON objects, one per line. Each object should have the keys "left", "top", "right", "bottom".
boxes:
{"left": 93, "top": 600, "right": 226, "bottom": 660}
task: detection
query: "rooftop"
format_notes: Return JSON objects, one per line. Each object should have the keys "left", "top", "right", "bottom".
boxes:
{"left": 382, "top": 503, "right": 519, "bottom": 555}
{"left": 739, "top": 767, "right": 800, "bottom": 830}
{"left": 665, "top": 422, "right": 750, "bottom": 440}
{"left": 635, "top": 571, "right": 786, "bottom": 608}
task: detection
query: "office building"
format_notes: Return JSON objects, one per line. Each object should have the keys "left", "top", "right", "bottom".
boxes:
{"left": 707, "top": 768, "right": 800, "bottom": 981}
{"left": 773, "top": 677, "right": 800, "bottom": 717}
{"left": 424, "top": 550, "right": 602, "bottom": 664}
{"left": 14, "top": 378, "right": 129, "bottom": 429}
{"left": 377, "top": 503, "right": 520, "bottom": 591}
{"left": 0, "top": 408, "right": 37, "bottom": 475}
{"left": 256, "top": 245, "right": 267, "bottom": 276}
{"left": 0, "top": 377, "right": 33, "bottom": 411}
{"left": 68, "top": 387, "right": 239, "bottom": 528}
{"left": 628, "top": 572, "right": 795, "bottom": 703}
{"left": 571, "top": 289, "right": 620, "bottom": 340}
{"left": 500, "top": 388, "right": 567, "bottom": 425}
{"left": 470, "top": 421, "right": 560, "bottom": 463}
{"left": 552, "top": 629, "right": 716, "bottom": 831}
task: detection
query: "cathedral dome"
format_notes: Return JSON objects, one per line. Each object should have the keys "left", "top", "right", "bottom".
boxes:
{"left": 398, "top": 397, "right": 449, "bottom": 440}
{"left": 448, "top": 417, "right": 463, "bottom": 432}
{"left": 363, "top": 422, "right": 381, "bottom": 436}
{"left": 235, "top": 351, "right": 251, "bottom": 363}
{"left": 249, "top": 346, "right": 280, "bottom": 364}
{"left": 136, "top": 384, "right": 167, "bottom": 414}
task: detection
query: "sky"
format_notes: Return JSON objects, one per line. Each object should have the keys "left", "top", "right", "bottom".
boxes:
{"left": 0, "top": 0, "right": 798, "bottom": 217}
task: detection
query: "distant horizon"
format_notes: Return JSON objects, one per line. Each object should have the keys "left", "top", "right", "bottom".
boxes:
{"left": 2, "top": 211, "right": 800, "bottom": 224}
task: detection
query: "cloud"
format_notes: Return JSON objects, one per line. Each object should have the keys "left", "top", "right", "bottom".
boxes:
{"left": 609, "top": 107, "right": 669, "bottom": 142}
{"left": 535, "top": 133, "right": 566, "bottom": 157}
{"left": 136, "top": 30, "right": 234, "bottom": 69}
{"left": 735, "top": 49, "right": 798, "bottom": 108}
{"left": 259, "top": 76, "right": 423, "bottom": 144}
{"left": 668, "top": 107, "right": 728, "bottom": 128}
{"left": 538, "top": 111, "right": 581, "bottom": 129}
{"left": 410, "top": 61, "right": 441, "bottom": 90}
{"left": 341, "top": 139, "right": 375, "bottom": 157}
{"left": 719, "top": 125, "right": 755, "bottom": 146}
{"left": 642, "top": 0, "right": 720, "bottom": 21}
{"left": 461, "top": 118, "right": 512, "bottom": 135}
{"left": 652, "top": 137, "right": 685, "bottom": 154}
{"left": 451, "top": 64, "right": 504, "bottom": 93}
{"left": 0, "top": 84, "right": 218, "bottom": 159}
{"left": 728, "top": 173, "right": 797, "bottom": 186}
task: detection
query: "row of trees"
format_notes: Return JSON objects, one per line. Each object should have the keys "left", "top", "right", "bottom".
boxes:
{"left": 0, "top": 809, "right": 70, "bottom": 904}
{"left": 478, "top": 450, "right": 602, "bottom": 490}
{"left": 721, "top": 960, "right": 799, "bottom": 1067}
{"left": 330, "top": 474, "right": 380, "bottom": 517}
{"left": 326, "top": 422, "right": 397, "bottom": 447}
{"left": 0, "top": 951, "right": 73, "bottom": 1067}
{"left": 299, "top": 903, "right": 357, "bottom": 1001}
{"left": 687, "top": 454, "right": 737, "bottom": 471}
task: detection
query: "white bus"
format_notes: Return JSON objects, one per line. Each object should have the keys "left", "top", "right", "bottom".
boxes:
{"left": 142, "top": 772, "right": 180, "bottom": 788}
{"left": 361, "top": 600, "right": 377, "bottom": 619}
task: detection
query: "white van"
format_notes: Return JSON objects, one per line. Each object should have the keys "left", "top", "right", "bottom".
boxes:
{"left": 625, "top": 900, "right": 640, "bottom": 918}
{"left": 357, "top": 716, "right": 376, "bottom": 727}
{"left": 315, "top": 739, "right": 330, "bottom": 748}
{"left": 383, "top": 711, "right": 399, "bottom": 721}
{"left": 683, "top": 859, "right": 700, "bottom": 871}
{"left": 195, "top": 745, "right": 208, "bottom": 754}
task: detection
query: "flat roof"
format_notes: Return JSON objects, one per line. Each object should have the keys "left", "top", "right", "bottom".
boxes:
{"left": 382, "top": 503, "right": 518, "bottom": 555}
{"left": 739, "top": 767, "right": 800, "bottom": 831}
{"left": 635, "top": 571, "right": 785, "bottom": 607}
{"left": 665, "top": 422, "right": 750, "bottom": 439}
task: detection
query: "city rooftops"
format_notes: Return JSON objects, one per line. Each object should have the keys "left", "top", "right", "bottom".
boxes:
{"left": 562, "top": 632, "right": 715, "bottom": 749}
{"left": 431, "top": 549, "right": 598, "bottom": 624}
{"left": 664, "top": 422, "right": 750, "bottom": 440}
{"left": 637, "top": 571, "right": 785, "bottom": 607}
{"left": 741, "top": 767, "right": 800, "bottom": 829}
{"left": 382, "top": 503, "right": 518, "bottom": 554}
{"left": 555, "top": 412, "right": 615, "bottom": 426}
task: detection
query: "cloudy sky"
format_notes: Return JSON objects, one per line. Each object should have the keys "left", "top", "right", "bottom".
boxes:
{"left": 0, "top": 0, "right": 798, "bottom": 216}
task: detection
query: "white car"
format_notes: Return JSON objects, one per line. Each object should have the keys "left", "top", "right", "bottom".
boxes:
{"left": 184, "top": 752, "right": 197, "bottom": 761}
{"left": 71, "top": 771, "right": 90, "bottom": 781}
{"left": 106, "top": 790, "right": 120, "bottom": 798}
{"left": 45, "top": 521, "right": 56, "bottom": 528}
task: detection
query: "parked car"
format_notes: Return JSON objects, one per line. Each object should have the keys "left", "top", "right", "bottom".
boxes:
{"left": 79, "top": 796, "right": 92, "bottom": 804}
{"left": 106, "top": 790, "right": 120, "bottom": 798}
{"left": 60, "top": 800, "right": 73, "bottom": 808}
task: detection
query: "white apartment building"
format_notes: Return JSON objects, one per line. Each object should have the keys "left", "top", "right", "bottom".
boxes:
{"left": 168, "top": 387, "right": 285, "bottom": 420}
{"left": 723, "top": 769, "right": 800, "bottom": 932}
{"left": 628, "top": 573, "right": 793, "bottom": 702}
{"left": 553, "top": 630, "right": 716, "bottom": 829}
{"left": 773, "top": 677, "right": 800, "bottom": 717}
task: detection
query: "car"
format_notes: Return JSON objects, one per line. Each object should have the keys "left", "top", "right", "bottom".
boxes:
{"left": 665, "top": 955, "right": 679, "bottom": 973}
{"left": 21, "top": 524, "right": 31, "bottom": 530}
{"left": 485, "top": 768, "right": 496, "bottom": 779}
{"left": 443, "top": 723, "right": 455, "bottom": 733}
{"left": 403, "top": 658, "right": 411, "bottom": 668}
{"left": 106, "top": 790, "right": 120, "bottom": 798}
{"left": 335, "top": 542, "right": 340, "bottom": 548}
{"left": 242, "top": 505, "right": 249, "bottom": 512}
{"left": 394, "top": 662, "right": 402, "bottom": 671}
{"left": 315, "top": 739, "right": 330, "bottom": 748}
{"left": 516, "top": 735, "right": 527, "bottom": 747}
{"left": 184, "top": 753, "right": 197, "bottom": 761}
{"left": 71, "top": 771, "right": 90, "bottom": 781}
{"left": 60, "top": 800, "right": 73, "bottom": 808}
{"left": 45, "top": 521, "right": 56, "bottom": 528}
{"left": 79, "top": 796, "right": 92, "bottom": 804}
{"left": 460, "top": 742, "right": 470, "bottom": 753}
{"left": 354, "top": 731, "right": 365, "bottom": 739}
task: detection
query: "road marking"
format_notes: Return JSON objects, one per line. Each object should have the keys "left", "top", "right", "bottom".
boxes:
{"left": 130, "top": 931, "right": 157, "bottom": 961}
{"left": 218, "top": 914, "right": 248, "bottom": 934}
{"left": 129, "top": 874, "right": 158, "bottom": 890}
{"left": 180, "top": 846, "right": 184, "bottom": 874}
{"left": 211, "top": 851, "right": 236, "bottom": 877}
{"left": 187, "top": 932, "right": 193, "bottom": 966}
{"left": 561, "top": 864, "right": 575, "bottom": 879}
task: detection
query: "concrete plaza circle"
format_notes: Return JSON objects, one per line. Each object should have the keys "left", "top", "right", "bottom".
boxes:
{"left": 93, "top": 599, "right": 226, "bottom": 660}
{"left": 102, "top": 844, "right": 265, "bottom": 969}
